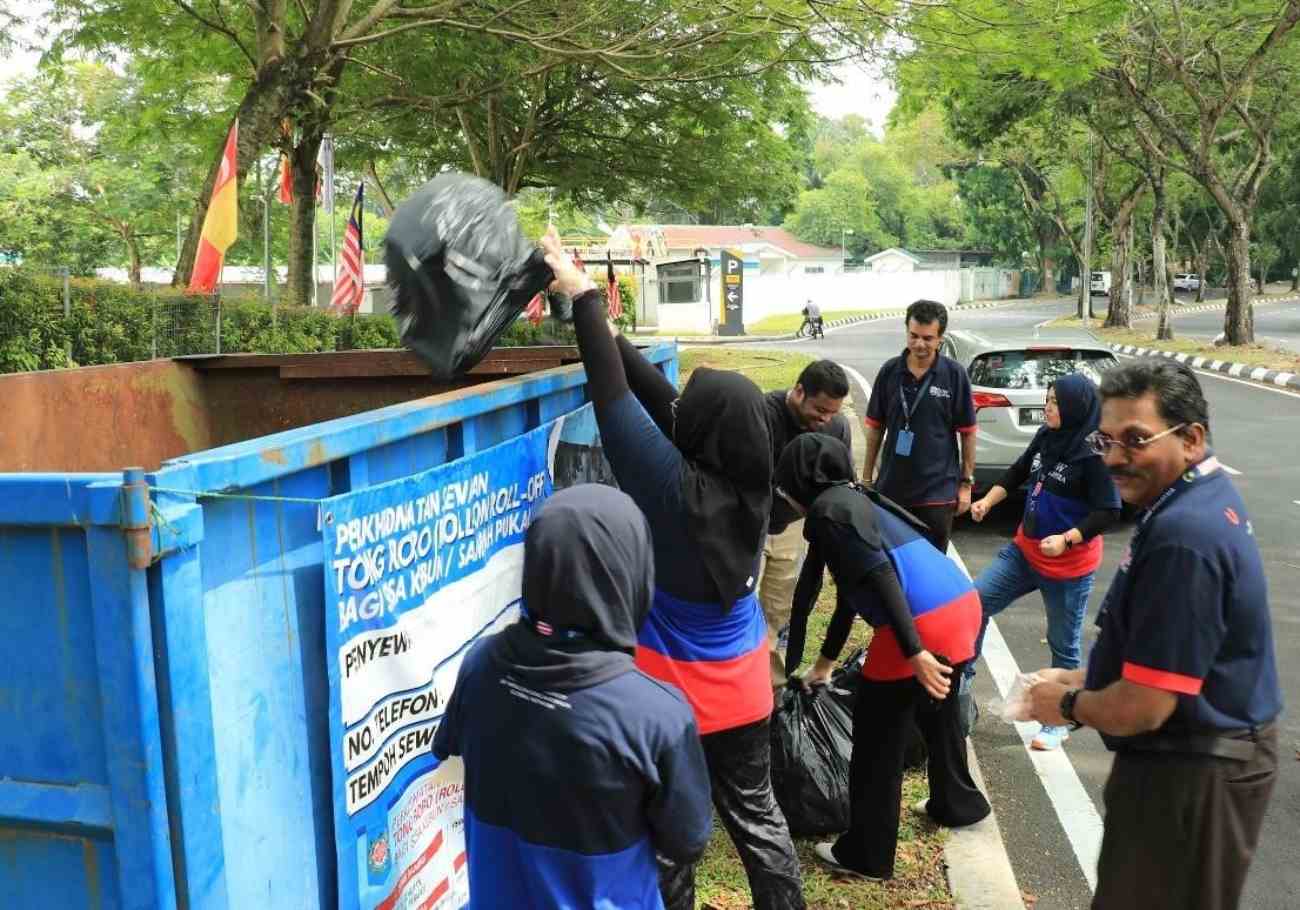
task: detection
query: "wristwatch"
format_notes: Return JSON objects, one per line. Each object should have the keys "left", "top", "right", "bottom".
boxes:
{"left": 960, "top": 475, "right": 975, "bottom": 486}
{"left": 1059, "top": 688, "right": 1084, "bottom": 730}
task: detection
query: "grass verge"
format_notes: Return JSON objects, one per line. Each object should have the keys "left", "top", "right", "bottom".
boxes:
{"left": 1049, "top": 316, "right": 1300, "bottom": 373}
{"left": 746, "top": 309, "right": 880, "bottom": 336}
{"left": 678, "top": 346, "right": 954, "bottom": 910}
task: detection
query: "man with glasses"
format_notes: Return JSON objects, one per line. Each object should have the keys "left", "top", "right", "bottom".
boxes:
{"left": 1028, "top": 358, "right": 1281, "bottom": 910}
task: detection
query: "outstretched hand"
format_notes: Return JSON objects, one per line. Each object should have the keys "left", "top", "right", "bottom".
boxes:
{"left": 541, "top": 226, "right": 596, "bottom": 298}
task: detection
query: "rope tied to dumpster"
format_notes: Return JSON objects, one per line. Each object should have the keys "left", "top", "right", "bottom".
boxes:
{"left": 150, "top": 486, "right": 328, "bottom": 506}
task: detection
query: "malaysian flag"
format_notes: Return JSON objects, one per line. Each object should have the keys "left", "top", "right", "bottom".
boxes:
{"left": 606, "top": 251, "right": 622, "bottom": 320}
{"left": 330, "top": 182, "right": 365, "bottom": 314}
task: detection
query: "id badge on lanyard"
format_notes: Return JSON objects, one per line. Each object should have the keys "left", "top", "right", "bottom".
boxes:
{"left": 895, "top": 374, "right": 932, "bottom": 457}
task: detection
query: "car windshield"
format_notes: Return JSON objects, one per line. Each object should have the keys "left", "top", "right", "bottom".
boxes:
{"left": 969, "top": 349, "right": 1117, "bottom": 390}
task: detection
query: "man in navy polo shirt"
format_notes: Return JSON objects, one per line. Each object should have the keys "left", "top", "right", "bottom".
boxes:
{"left": 1029, "top": 358, "right": 1281, "bottom": 910}
{"left": 863, "top": 300, "right": 977, "bottom": 553}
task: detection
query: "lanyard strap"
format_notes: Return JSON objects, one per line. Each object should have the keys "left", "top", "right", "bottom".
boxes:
{"left": 1132, "top": 456, "right": 1222, "bottom": 549}
{"left": 898, "top": 373, "right": 933, "bottom": 429}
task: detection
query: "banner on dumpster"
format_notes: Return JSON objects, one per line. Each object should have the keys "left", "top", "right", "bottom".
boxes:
{"left": 321, "top": 405, "right": 612, "bottom": 910}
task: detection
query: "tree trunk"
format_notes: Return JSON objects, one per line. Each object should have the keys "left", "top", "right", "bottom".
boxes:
{"left": 172, "top": 59, "right": 298, "bottom": 286}
{"left": 126, "top": 229, "right": 143, "bottom": 291}
{"left": 1136, "top": 257, "right": 1147, "bottom": 309}
{"left": 285, "top": 132, "right": 325, "bottom": 308}
{"left": 1222, "top": 216, "right": 1255, "bottom": 345}
{"left": 1195, "top": 245, "right": 1209, "bottom": 302}
{"left": 1152, "top": 179, "right": 1172, "bottom": 341}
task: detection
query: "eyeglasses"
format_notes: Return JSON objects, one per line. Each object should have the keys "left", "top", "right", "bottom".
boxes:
{"left": 1087, "top": 423, "right": 1187, "bottom": 456}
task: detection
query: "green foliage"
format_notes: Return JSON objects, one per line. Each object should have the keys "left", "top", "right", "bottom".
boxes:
{"left": 0, "top": 269, "right": 401, "bottom": 373}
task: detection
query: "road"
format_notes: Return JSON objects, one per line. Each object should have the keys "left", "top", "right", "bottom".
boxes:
{"left": 1163, "top": 288, "right": 1300, "bottom": 357}
{"left": 755, "top": 298, "right": 1300, "bottom": 908}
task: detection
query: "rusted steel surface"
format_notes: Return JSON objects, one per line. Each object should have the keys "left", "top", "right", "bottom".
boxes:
{"left": 0, "top": 360, "right": 213, "bottom": 473}
{"left": 0, "top": 347, "right": 586, "bottom": 472}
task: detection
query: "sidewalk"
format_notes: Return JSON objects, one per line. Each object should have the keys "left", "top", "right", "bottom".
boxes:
{"left": 840, "top": 373, "right": 1025, "bottom": 910}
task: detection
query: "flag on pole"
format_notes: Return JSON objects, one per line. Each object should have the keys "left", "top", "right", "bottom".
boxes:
{"left": 329, "top": 182, "right": 365, "bottom": 314}
{"left": 189, "top": 119, "right": 238, "bottom": 294}
{"left": 278, "top": 153, "right": 294, "bottom": 204}
{"left": 277, "top": 120, "right": 294, "bottom": 204}
{"left": 317, "top": 135, "right": 335, "bottom": 213}
{"left": 525, "top": 293, "right": 544, "bottom": 326}
{"left": 606, "top": 251, "right": 623, "bottom": 320}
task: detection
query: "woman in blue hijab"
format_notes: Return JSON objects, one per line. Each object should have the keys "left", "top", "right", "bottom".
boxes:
{"left": 965, "top": 372, "right": 1122, "bottom": 750}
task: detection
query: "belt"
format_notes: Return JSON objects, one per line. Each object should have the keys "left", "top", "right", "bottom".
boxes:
{"left": 1121, "top": 724, "right": 1273, "bottom": 763}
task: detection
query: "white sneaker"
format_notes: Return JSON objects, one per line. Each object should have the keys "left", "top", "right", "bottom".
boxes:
{"left": 812, "top": 843, "right": 886, "bottom": 882}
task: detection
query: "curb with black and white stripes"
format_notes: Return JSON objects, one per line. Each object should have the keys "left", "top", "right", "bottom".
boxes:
{"left": 1111, "top": 343, "right": 1300, "bottom": 391}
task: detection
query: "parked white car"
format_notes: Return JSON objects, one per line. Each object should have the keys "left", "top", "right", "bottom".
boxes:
{"left": 1173, "top": 273, "right": 1201, "bottom": 292}
{"left": 939, "top": 329, "right": 1120, "bottom": 492}
{"left": 1089, "top": 270, "right": 1111, "bottom": 296}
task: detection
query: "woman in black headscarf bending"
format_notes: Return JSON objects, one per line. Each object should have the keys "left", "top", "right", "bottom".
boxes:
{"left": 776, "top": 434, "right": 989, "bottom": 882}
{"left": 541, "top": 229, "right": 804, "bottom": 910}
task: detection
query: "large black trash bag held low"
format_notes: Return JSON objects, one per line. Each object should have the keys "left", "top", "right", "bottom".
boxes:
{"left": 770, "top": 680, "right": 854, "bottom": 836}
{"left": 384, "top": 173, "right": 554, "bottom": 379}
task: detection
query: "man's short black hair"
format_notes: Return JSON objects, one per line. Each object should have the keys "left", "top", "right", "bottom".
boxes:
{"left": 906, "top": 299, "right": 948, "bottom": 334}
{"left": 1099, "top": 357, "right": 1211, "bottom": 439}
{"left": 795, "top": 360, "right": 849, "bottom": 399}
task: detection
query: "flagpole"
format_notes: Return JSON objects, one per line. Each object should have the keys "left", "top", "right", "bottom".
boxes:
{"left": 312, "top": 190, "right": 319, "bottom": 308}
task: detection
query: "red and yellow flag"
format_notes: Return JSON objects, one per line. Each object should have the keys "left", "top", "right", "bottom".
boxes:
{"left": 189, "top": 120, "right": 239, "bottom": 294}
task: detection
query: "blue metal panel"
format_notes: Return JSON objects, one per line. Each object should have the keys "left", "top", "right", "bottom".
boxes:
{"left": 0, "top": 475, "right": 116, "bottom": 526}
{"left": 149, "top": 542, "right": 228, "bottom": 910}
{"left": 85, "top": 526, "right": 177, "bottom": 910}
{"left": 0, "top": 830, "right": 120, "bottom": 910}
{"left": 190, "top": 467, "right": 335, "bottom": 909}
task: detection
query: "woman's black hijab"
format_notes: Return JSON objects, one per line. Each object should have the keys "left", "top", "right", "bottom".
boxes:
{"left": 1037, "top": 372, "right": 1102, "bottom": 466}
{"left": 673, "top": 367, "right": 773, "bottom": 609}
{"left": 492, "top": 485, "right": 653, "bottom": 692}
{"left": 774, "top": 434, "right": 931, "bottom": 547}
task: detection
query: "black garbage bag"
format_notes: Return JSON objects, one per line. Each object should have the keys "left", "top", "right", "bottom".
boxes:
{"left": 828, "top": 648, "right": 928, "bottom": 771}
{"left": 770, "top": 681, "right": 854, "bottom": 836}
{"left": 384, "top": 173, "right": 554, "bottom": 379}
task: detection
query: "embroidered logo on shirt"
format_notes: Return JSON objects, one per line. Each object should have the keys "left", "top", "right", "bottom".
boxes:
{"left": 1224, "top": 507, "right": 1240, "bottom": 526}
{"left": 928, "top": 386, "right": 952, "bottom": 399}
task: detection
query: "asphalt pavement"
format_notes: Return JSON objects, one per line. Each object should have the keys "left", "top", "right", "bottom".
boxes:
{"left": 750, "top": 298, "right": 1300, "bottom": 909}
{"left": 1161, "top": 287, "right": 1300, "bottom": 356}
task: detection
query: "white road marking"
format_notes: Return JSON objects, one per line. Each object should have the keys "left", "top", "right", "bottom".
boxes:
{"left": 947, "top": 547, "right": 1105, "bottom": 893}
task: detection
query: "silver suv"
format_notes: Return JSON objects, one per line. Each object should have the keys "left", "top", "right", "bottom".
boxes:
{"left": 940, "top": 329, "right": 1119, "bottom": 491}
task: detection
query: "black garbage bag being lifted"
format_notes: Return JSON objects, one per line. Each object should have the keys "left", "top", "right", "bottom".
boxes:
{"left": 771, "top": 648, "right": 930, "bottom": 836}
{"left": 384, "top": 173, "right": 554, "bottom": 379}
{"left": 770, "top": 677, "right": 854, "bottom": 837}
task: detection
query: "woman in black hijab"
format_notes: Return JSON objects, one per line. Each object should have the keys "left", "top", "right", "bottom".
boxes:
{"left": 775, "top": 434, "right": 989, "bottom": 882}
{"left": 541, "top": 229, "right": 804, "bottom": 910}
{"left": 432, "top": 485, "right": 713, "bottom": 909}
{"left": 965, "top": 371, "right": 1120, "bottom": 749}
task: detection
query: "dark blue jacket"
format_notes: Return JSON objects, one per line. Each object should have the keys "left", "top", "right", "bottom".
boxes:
{"left": 432, "top": 635, "right": 712, "bottom": 909}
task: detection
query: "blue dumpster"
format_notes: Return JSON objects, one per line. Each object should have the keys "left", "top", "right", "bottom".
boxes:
{"left": 0, "top": 343, "right": 677, "bottom": 910}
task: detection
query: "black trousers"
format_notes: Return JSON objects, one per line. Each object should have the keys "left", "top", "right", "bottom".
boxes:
{"left": 1093, "top": 726, "right": 1278, "bottom": 910}
{"left": 906, "top": 503, "right": 956, "bottom": 554}
{"left": 831, "top": 662, "right": 990, "bottom": 879}
{"left": 659, "top": 717, "right": 805, "bottom": 910}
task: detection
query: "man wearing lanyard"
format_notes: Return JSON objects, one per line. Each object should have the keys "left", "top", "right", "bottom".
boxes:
{"left": 863, "top": 300, "right": 977, "bottom": 553}
{"left": 1029, "top": 359, "right": 1281, "bottom": 910}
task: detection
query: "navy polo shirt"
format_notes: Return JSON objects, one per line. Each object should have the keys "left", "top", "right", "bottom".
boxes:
{"left": 866, "top": 351, "right": 976, "bottom": 506}
{"left": 1085, "top": 456, "right": 1282, "bottom": 751}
